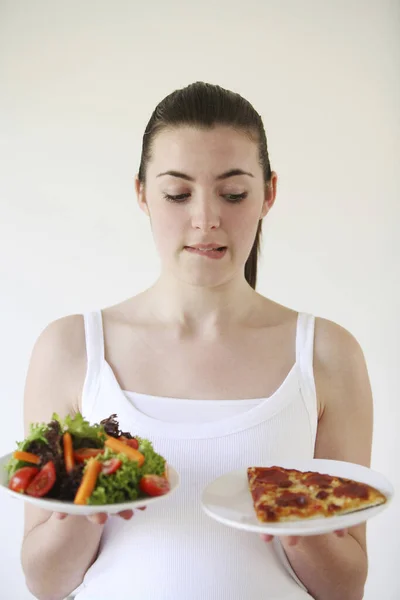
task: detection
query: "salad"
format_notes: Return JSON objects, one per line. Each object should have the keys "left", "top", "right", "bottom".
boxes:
{"left": 5, "top": 413, "right": 170, "bottom": 505}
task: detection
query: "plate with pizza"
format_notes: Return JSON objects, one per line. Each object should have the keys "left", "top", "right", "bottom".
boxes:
{"left": 201, "top": 459, "right": 394, "bottom": 536}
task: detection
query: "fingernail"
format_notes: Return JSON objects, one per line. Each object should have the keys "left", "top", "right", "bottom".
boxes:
{"left": 121, "top": 511, "right": 134, "bottom": 520}
{"left": 92, "top": 514, "right": 107, "bottom": 524}
{"left": 339, "top": 529, "right": 347, "bottom": 537}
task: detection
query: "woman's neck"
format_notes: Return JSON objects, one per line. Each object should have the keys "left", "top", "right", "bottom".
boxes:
{"left": 143, "top": 274, "right": 262, "bottom": 336}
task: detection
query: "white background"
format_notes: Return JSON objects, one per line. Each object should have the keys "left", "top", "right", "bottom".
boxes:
{"left": 0, "top": 1, "right": 399, "bottom": 598}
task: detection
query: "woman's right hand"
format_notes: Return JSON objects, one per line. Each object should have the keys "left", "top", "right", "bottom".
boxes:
{"left": 53, "top": 506, "right": 146, "bottom": 525}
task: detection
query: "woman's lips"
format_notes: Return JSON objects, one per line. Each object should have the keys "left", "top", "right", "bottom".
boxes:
{"left": 184, "top": 246, "right": 227, "bottom": 259}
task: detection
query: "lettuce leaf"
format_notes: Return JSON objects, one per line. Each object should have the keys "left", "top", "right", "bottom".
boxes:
{"left": 5, "top": 413, "right": 105, "bottom": 477}
{"left": 137, "top": 438, "right": 166, "bottom": 477}
{"left": 88, "top": 439, "right": 166, "bottom": 505}
{"left": 5, "top": 421, "right": 50, "bottom": 476}
{"left": 88, "top": 449, "right": 141, "bottom": 505}
{"left": 53, "top": 412, "right": 106, "bottom": 448}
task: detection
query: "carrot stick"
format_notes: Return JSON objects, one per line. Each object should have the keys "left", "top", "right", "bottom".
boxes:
{"left": 105, "top": 435, "right": 145, "bottom": 466}
{"left": 163, "top": 463, "right": 169, "bottom": 480}
{"left": 13, "top": 451, "right": 40, "bottom": 465}
{"left": 63, "top": 432, "right": 75, "bottom": 474}
{"left": 74, "top": 458, "right": 102, "bottom": 505}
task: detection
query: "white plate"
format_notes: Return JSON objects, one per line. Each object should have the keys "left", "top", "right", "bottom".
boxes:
{"left": 201, "top": 459, "right": 394, "bottom": 536}
{"left": 0, "top": 452, "right": 180, "bottom": 515}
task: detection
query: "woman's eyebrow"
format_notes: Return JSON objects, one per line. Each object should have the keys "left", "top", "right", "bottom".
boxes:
{"left": 156, "top": 169, "right": 254, "bottom": 181}
{"left": 217, "top": 169, "right": 254, "bottom": 180}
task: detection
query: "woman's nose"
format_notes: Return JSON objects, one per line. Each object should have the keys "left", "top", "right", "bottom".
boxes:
{"left": 191, "top": 199, "right": 221, "bottom": 231}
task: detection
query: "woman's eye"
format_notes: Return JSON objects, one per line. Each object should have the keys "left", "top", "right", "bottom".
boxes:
{"left": 163, "top": 193, "right": 190, "bottom": 203}
{"left": 224, "top": 192, "right": 248, "bottom": 203}
{"left": 162, "top": 192, "right": 247, "bottom": 203}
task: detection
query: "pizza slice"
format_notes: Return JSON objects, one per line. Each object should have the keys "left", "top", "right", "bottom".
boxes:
{"left": 247, "top": 466, "right": 387, "bottom": 523}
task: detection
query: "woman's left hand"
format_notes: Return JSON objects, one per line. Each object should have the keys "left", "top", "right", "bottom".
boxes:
{"left": 261, "top": 528, "right": 348, "bottom": 546}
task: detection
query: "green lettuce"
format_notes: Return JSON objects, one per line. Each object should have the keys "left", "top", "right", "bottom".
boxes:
{"left": 5, "top": 413, "right": 105, "bottom": 477}
{"left": 137, "top": 437, "right": 166, "bottom": 477}
{"left": 5, "top": 421, "right": 50, "bottom": 476}
{"left": 88, "top": 449, "right": 141, "bottom": 505}
{"left": 57, "top": 412, "right": 105, "bottom": 448}
{"left": 88, "top": 439, "right": 166, "bottom": 505}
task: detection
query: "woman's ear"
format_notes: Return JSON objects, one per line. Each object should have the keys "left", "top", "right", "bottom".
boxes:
{"left": 135, "top": 175, "right": 150, "bottom": 216}
{"left": 261, "top": 171, "right": 278, "bottom": 219}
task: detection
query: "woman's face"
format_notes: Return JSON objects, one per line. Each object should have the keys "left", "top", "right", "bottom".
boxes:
{"left": 137, "top": 125, "right": 277, "bottom": 288}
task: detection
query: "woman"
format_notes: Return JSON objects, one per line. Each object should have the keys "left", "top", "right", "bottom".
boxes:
{"left": 21, "top": 82, "right": 372, "bottom": 600}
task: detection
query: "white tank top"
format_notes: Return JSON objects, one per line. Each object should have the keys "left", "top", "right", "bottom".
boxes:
{"left": 74, "top": 311, "right": 318, "bottom": 600}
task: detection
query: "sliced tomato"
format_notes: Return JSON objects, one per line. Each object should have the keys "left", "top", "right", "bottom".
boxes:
{"left": 74, "top": 448, "right": 104, "bottom": 463}
{"left": 26, "top": 461, "right": 56, "bottom": 498}
{"left": 119, "top": 436, "right": 139, "bottom": 450}
{"left": 101, "top": 458, "right": 122, "bottom": 475}
{"left": 9, "top": 466, "right": 40, "bottom": 493}
{"left": 139, "top": 474, "right": 170, "bottom": 497}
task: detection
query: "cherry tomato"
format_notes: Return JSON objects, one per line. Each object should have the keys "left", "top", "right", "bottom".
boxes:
{"left": 101, "top": 458, "right": 122, "bottom": 475}
{"left": 119, "top": 436, "right": 139, "bottom": 450}
{"left": 26, "top": 461, "right": 56, "bottom": 497}
{"left": 139, "top": 474, "right": 170, "bottom": 497}
{"left": 9, "top": 467, "right": 40, "bottom": 493}
{"left": 74, "top": 448, "right": 104, "bottom": 463}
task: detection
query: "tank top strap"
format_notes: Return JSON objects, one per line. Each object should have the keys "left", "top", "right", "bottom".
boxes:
{"left": 81, "top": 310, "right": 105, "bottom": 417}
{"left": 295, "top": 312, "right": 318, "bottom": 451}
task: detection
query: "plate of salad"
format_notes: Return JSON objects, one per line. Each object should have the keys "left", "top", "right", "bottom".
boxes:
{"left": 0, "top": 413, "right": 179, "bottom": 515}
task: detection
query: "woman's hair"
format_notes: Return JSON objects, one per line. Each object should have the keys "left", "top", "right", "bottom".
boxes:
{"left": 138, "top": 82, "right": 272, "bottom": 289}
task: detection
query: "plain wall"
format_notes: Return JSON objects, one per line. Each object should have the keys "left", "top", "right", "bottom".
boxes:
{"left": 0, "top": 1, "right": 399, "bottom": 598}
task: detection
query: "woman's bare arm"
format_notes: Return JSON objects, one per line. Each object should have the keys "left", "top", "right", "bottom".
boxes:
{"left": 280, "top": 319, "right": 373, "bottom": 600}
{"left": 20, "top": 316, "right": 106, "bottom": 600}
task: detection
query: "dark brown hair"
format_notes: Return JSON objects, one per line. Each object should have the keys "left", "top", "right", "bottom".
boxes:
{"left": 138, "top": 82, "right": 272, "bottom": 289}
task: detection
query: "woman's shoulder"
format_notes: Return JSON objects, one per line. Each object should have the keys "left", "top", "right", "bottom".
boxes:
{"left": 313, "top": 317, "right": 369, "bottom": 417}
{"left": 314, "top": 317, "right": 364, "bottom": 368}
{"left": 37, "top": 296, "right": 147, "bottom": 355}
{"left": 27, "top": 315, "right": 87, "bottom": 418}
{"left": 256, "top": 296, "right": 366, "bottom": 371}
{"left": 36, "top": 314, "right": 86, "bottom": 358}
{"left": 259, "top": 294, "right": 362, "bottom": 351}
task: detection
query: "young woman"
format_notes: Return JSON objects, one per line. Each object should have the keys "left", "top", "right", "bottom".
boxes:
{"left": 21, "top": 82, "right": 372, "bottom": 600}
